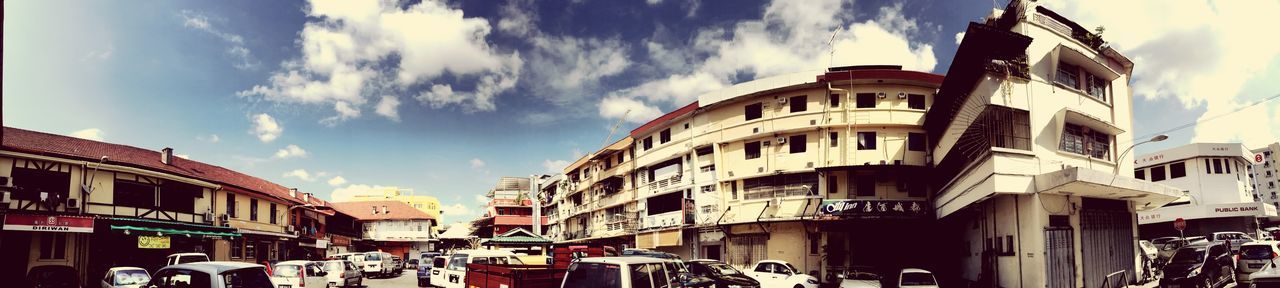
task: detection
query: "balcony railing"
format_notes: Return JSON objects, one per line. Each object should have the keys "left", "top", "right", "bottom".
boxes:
{"left": 743, "top": 185, "right": 815, "bottom": 201}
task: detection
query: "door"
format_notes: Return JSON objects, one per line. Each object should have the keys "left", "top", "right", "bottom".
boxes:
{"left": 753, "top": 263, "right": 784, "bottom": 287}
{"left": 703, "top": 245, "right": 721, "bottom": 261}
{"left": 306, "top": 263, "right": 327, "bottom": 288}
{"left": 1080, "top": 199, "right": 1135, "bottom": 288}
{"left": 442, "top": 255, "right": 468, "bottom": 288}
{"left": 1044, "top": 227, "right": 1075, "bottom": 288}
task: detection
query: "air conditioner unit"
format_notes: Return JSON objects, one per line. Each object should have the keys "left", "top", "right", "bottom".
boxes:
{"left": 806, "top": 162, "right": 814, "bottom": 168}
{"left": 898, "top": 92, "right": 908, "bottom": 99}
{"left": 286, "top": 225, "right": 296, "bottom": 233}
{"left": 776, "top": 137, "right": 787, "bottom": 144}
{"left": 65, "top": 198, "right": 80, "bottom": 210}
{"left": 877, "top": 92, "right": 887, "bottom": 99}
{"left": 777, "top": 98, "right": 788, "bottom": 104}
{"left": 203, "top": 212, "right": 215, "bottom": 223}
{"left": 218, "top": 214, "right": 231, "bottom": 225}
{"left": 0, "top": 192, "right": 10, "bottom": 204}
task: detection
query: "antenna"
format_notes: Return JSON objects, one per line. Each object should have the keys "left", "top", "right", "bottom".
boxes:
{"left": 827, "top": 28, "right": 841, "bottom": 68}
{"left": 601, "top": 109, "right": 631, "bottom": 149}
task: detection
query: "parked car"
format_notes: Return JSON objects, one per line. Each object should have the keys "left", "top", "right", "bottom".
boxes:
{"left": 27, "top": 265, "right": 80, "bottom": 288}
{"left": 1159, "top": 237, "right": 1208, "bottom": 260}
{"left": 1211, "top": 231, "right": 1255, "bottom": 252}
{"left": 744, "top": 260, "right": 819, "bottom": 288}
{"left": 1237, "top": 241, "right": 1280, "bottom": 285}
{"left": 392, "top": 255, "right": 405, "bottom": 272}
{"left": 439, "top": 249, "right": 525, "bottom": 288}
{"left": 145, "top": 261, "right": 274, "bottom": 288}
{"left": 561, "top": 257, "right": 696, "bottom": 288}
{"left": 831, "top": 266, "right": 884, "bottom": 288}
{"left": 323, "top": 260, "right": 364, "bottom": 288}
{"left": 330, "top": 252, "right": 367, "bottom": 274}
{"left": 428, "top": 255, "right": 449, "bottom": 287}
{"left": 165, "top": 253, "right": 210, "bottom": 266}
{"left": 363, "top": 251, "right": 395, "bottom": 278}
{"left": 407, "top": 259, "right": 420, "bottom": 270}
{"left": 895, "top": 268, "right": 939, "bottom": 288}
{"left": 620, "top": 249, "right": 681, "bottom": 260}
{"left": 100, "top": 267, "right": 151, "bottom": 288}
{"left": 685, "top": 259, "right": 760, "bottom": 288}
{"left": 271, "top": 261, "right": 329, "bottom": 288}
{"left": 1160, "top": 241, "right": 1236, "bottom": 288}
{"left": 1246, "top": 260, "right": 1280, "bottom": 288}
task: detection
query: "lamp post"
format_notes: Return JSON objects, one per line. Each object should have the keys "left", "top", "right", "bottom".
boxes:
{"left": 1114, "top": 134, "right": 1169, "bottom": 175}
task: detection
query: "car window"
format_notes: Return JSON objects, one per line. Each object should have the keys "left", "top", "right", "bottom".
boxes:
{"left": 900, "top": 272, "right": 936, "bottom": 285}
{"left": 325, "top": 261, "right": 344, "bottom": 272}
{"left": 1242, "top": 245, "right": 1276, "bottom": 259}
{"left": 177, "top": 255, "right": 209, "bottom": 264}
{"left": 1209, "top": 245, "right": 1226, "bottom": 257}
{"left": 448, "top": 255, "right": 469, "bottom": 270}
{"left": 273, "top": 265, "right": 302, "bottom": 277}
{"left": 366, "top": 253, "right": 382, "bottom": 261}
{"left": 222, "top": 268, "right": 274, "bottom": 288}
{"left": 563, "top": 262, "right": 622, "bottom": 288}
{"left": 1171, "top": 248, "right": 1207, "bottom": 265}
{"left": 156, "top": 269, "right": 210, "bottom": 288}
{"left": 706, "top": 263, "right": 741, "bottom": 275}
{"left": 651, "top": 263, "right": 673, "bottom": 288}
{"left": 114, "top": 269, "right": 151, "bottom": 286}
{"left": 630, "top": 263, "right": 655, "bottom": 288}
{"left": 754, "top": 263, "right": 772, "bottom": 273}
{"left": 783, "top": 263, "right": 798, "bottom": 274}
{"left": 434, "top": 257, "right": 448, "bottom": 268}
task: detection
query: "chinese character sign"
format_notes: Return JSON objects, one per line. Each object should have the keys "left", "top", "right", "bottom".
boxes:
{"left": 818, "top": 199, "right": 930, "bottom": 218}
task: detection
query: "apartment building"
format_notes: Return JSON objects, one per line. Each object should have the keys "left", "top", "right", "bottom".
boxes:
{"left": 927, "top": 2, "right": 1182, "bottom": 287}
{"left": 330, "top": 201, "right": 435, "bottom": 260}
{"left": 341, "top": 186, "right": 442, "bottom": 229}
{"left": 557, "top": 137, "right": 641, "bottom": 249}
{"left": 1250, "top": 143, "right": 1280, "bottom": 208}
{"left": 1134, "top": 143, "right": 1273, "bottom": 238}
{"left": 473, "top": 177, "right": 547, "bottom": 238}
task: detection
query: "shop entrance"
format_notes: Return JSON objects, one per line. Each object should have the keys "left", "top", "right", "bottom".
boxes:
{"left": 0, "top": 230, "right": 32, "bottom": 280}
{"left": 822, "top": 220, "right": 933, "bottom": 273}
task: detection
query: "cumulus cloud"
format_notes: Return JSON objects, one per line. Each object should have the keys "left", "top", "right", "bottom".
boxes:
{"left": 1043, "top": 0, "right": 1280, "bottom": 147}
{"left": 282, "top": 169, "right": 316, "bottom": 181}
{"left": 197, "top": 134, "right": 221, "bottom": 143}
{"left": 250, "top": 113, "right": 283, "bottom": 142}
{"left": 470, "top": 158, "right": 486, "bottom": 169}
{"left": 375, "top": 95, "right": 401, "bottom": 122}
{"left": 69, "top": 128, "right": 105, "bottom": 141}
{"left": 274, "top": 144, "right": 309, "bottom": 159}
{"left": 331, "top": 184, "right": 399, "bottom": 202}
{"left": 474, "top": 194, "right": 490, "bottom": 204}
{"left": 603, "top": 0, "right": 937, "bottom": 123}
{"left": 954, "top": 31, "right": 965, "bottom": 45}
{"left": 541, "top": 159, "right": 570, "bottom": 174}
{"left": 327, "top": 176, "right": 348, "bottom": 187}
{"left": 180, "top": 10, "right": 258, "bottom": 70}
{"left": 239, "top": 0, "right": 523, "bottom": 124}
{"left": 599, "top": 96, "right": 665, "bottom": 124}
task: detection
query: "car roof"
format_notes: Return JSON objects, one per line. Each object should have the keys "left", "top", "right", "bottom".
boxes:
{"left": 577, "top": 257, "right": 672, "bottom": 265}
{"left": 161, "top": 261, "right": 264, "bottom": 274}
{"left": 170, "top": 253, "right": 208, "bottom": 257}
{"left": 108, "top": 267, "right": 148, "bottom": 272}
{"left": 900, "top": 268, "right": 932, "bottom": 274}
{"left": 1244, "top": 241, "right": 1280, "bottom": 246}
{"left": 276, "top": 260, "right": 315, "bottom": 265}
{"left": 757, "top": 260, "right": 789, "bottom": 265}
{"left": 448, "top": 249, "right": 516, "bottom": 256}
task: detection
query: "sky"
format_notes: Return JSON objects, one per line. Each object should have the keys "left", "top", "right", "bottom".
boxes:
{"left": 5, "top": 0, "right": 1280, "bottom": 224}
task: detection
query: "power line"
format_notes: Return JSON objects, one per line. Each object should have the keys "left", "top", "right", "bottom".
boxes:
{"left": 1131, "top": 93, "right": 1280, "bottom": 143}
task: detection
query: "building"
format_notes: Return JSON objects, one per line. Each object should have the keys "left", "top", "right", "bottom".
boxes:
{"left": 927, "top": 1, "right": 1181, "bottom": 287}
{"left": 0, "top": 126, "right": 318, "bottom": 286}
{"left": 1134, "top": 143, "right": 1274, "bottom": 238}
{"left": 537, "top": 174, "right": 564, "bottom": 242}
{"left": 472, "top": 177, "right": 546, "bottom": 238}
{"left": 342, "top": 186, "right": 442, "bottom": 231}
{"left": 330, "top": 201, "right": 435, "bottom": 260}
{"left": 558, "top": 137, "right": 640, "bottom": 249}
{"left": 1249, "top": 143, "right": 1280, "bottom": 209}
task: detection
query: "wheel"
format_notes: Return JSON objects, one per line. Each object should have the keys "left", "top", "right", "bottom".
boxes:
{"left": 794, "top": 285, "right": 804, "bottom": 288}
{"left": 1203, "top": 275, "right": 1214, "bottom": 288}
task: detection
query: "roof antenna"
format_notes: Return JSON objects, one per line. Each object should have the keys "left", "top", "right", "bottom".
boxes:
{"left": 827, "top": 28, "right": 841, "bottom": 68}
{"left": 601, "top": 109, "right": 630, "bottom": 149}
{"left": 81, "top": 156, "right": 109, "bottom": 195}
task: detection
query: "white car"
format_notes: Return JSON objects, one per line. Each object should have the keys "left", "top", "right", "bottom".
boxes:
{"left": 896, "top": 268, "right": 939, "bottom": 288}
{"left": 439, "top": 249, "right": 525, "bottom": 288}
{"left": 272, "top": 261, "right": 329, "bottom": 288}
{"left": 744, "top": 260, "right": 819, "bottom": 288}
{"left": 1237, "top": 241, "right": 1280, "bottom": 285}
{"left": 99, "top": 267, "right": 150, "bottom": 288}
{"left": 363, "top": 251, "right": 395, "bottom": 278}
{"left": 322, "top": 260, "right": 364, "bottom": 287}
{"left": 165, "top": 253, "right": 210, "bottom": 266}
{"left": 835, "top": 267, "right": 883, "bottom": 288}
{"left": 560, "top": 257, "right": 685, "bottom": 288}
{"left": 1211, "top": 231, "right": 1256, "bottom": 251}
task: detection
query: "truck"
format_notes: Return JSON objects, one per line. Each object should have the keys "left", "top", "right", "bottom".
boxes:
{"left": 462, "top": 245, "right": 616, "bottom": 288}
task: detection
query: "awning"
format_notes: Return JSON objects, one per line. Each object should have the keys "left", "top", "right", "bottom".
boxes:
{"left": 1034, "top": 167, "right": 1183, "bottom": 210}
{"left": 1055, "top": 44, "right": 1121, "bottom": 81}
{"left": 105, "top": 217, "right": 240, "bottom": 238}
{"left": 238, "top": 228, "right": 297, "bottom": 239}
{"left": 1139, "top": 202, "right": 1278, "bottom": 225}
{"left": 1059, "top": 108, "right": 1125, "bottom": 136}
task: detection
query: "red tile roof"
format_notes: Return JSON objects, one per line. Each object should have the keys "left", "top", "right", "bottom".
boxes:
{"left": 329, "top": 201, "right": 435, "bottom": 221}
{"left": 629, "top": 101, "right": 698, "bottom": 138}
{"left": 2, "top": 127, "right": 304, "bottom": 205}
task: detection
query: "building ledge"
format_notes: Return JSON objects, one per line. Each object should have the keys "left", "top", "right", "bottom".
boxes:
{"left": 1033, "top": 166, "right": 1182, "bottom": 210}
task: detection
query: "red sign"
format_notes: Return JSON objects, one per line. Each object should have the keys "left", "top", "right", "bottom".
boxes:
{"left": 3, "top": 214, "right": 95, "bottom": 233}
{"left": 1257, "top": 153, "right": 1267, "bottom": 164}
{"left": 1174, "top": 218, "right": 1187, "bottom": 231}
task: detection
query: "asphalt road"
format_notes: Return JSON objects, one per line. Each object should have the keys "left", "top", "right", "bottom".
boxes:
{"left": 360, "top": 269, "right": 418, "bottom": 288}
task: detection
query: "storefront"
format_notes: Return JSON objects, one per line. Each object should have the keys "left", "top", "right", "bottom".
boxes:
{"left": 234, "top": 228, "right": 297, "bottom": 264}
{"left": 814, "top": 199, "right": 934, "bottom": 279}
{"left": 1138, "top": 202, "right": 1278, "bottom": 238}
{"left": 328, "top": 234, "right": 353, "bottom": 257}
{"left": 0, "top": 214, "right": 96, "bottom": 284}
{"left": 87, "top": 217, "right": 239, "bottom": 276}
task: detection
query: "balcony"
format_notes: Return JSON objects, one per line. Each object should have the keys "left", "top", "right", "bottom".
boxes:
{"left": 643, "top": 172, "right": 693, "bottom": 198}
{"left": 743, "top": 185, "right": 815, "bottom": 201}
{"left": 597, "top": 189, "right": 634, "bottom": 209}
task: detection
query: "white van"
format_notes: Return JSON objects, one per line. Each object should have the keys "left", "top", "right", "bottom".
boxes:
{"left": 429, "top": 255, "right": 449, "bottom": 287}
{"left": 438, "top": 250, "right": 524, "bottom": 288}
{"left": 560, "top": 257, "right": 684, "bottom": 288}
{"left": 363, "top": 251, "right": 395, "bottom": 278}
{"left": 164, "top": 253, "right": 209, "bottom": 266}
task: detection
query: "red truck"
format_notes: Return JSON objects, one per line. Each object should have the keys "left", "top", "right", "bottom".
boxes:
{"left": 464, "top": 245, "right": 617, "bottom": 288}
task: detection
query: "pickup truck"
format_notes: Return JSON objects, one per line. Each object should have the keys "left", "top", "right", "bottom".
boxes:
{"left": 744, "top": 260, "right": 819, "bottom": 288}
{"left": 461, "top": 245, "right": 617, "bottom": 288}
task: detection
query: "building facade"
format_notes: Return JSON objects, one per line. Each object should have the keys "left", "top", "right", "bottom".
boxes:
{"left": 343, "top": 186, "right": 442, "bottom": 230}
{"left": 473, "top": 177, "right": 547, "bottom": 239}
{"left": 1250, "top": 143, "right": 1280, "bottom": 209}
{"left": 330, "top": 201, "right": 435, "bottom": 260}
{"left": 1134, "top": 143, "right": 1273, "bottom": 238}
{"left": 558, "top": 137, "right": 640, "bottom": 249}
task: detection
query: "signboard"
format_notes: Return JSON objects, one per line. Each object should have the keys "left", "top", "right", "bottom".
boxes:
{"left": 1173, "top": 218, "right": 1186, "bottom": 231}
{"left": 2, "top": 214, "right": 94, "bottom": 233}
{"left": 138, "top": 236, "right": 171, "bottom": 249}
{"left": 1139, "top": 202, "right": 1278, "bottom": 224}
{"left": 1256, "top": 153, "right": 1267, "bottom": 164}
{"left": 817, "top": 199, "right": 929, "bottom": 219}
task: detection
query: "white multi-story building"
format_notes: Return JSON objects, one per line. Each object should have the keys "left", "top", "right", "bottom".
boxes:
{"left": 330, "top": 201, "right": 435, "bottom": 260}
{"left": 1249, "top": 143, "right": 1280, "bottom": 208}
{"left": 1134, "top": 143, "right": 1274, "bottom": 237}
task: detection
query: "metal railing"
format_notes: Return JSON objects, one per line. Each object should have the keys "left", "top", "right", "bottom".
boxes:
{"left": 743, "top": 185, "right": 814, "bottom": 200}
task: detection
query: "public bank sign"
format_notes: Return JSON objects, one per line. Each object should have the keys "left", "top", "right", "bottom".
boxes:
{"left": 2, "top": 214, "right": 95, "bottom": 233}
{"left": 817, "top": 199, "right": 930, "bottom": 219}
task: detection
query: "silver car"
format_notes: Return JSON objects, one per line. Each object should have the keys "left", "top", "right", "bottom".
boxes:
{"left": 100, "top": 267, "right": 150, "bottom": 288}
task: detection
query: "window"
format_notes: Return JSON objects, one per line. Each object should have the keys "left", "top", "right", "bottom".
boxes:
{"left": 1206, "top": 159, "right": 1212, "bottom": 174}
{"left": 789, "top": 135, "right": 806, "bottom": 154}
{"left": 659, "top": 129, "right": 670, "bottom": 144}
{"left": 854, "top": 177, "right": 875, "bottom": 197}
{"left": 907, "top": 94, "right": 925, "bottom": 110}
{"left": 857, "top": 132, "right": 876, "bottom": 150}
{"left": 1170, "top": 162, "right": 1187, "bottom": 179}
{"left": 745, "top": 103, "right": 763, "bottom": 120}
{"left": 856, "top": 93, "right": 876, "bottom": 108}
{"left": 630, "top": 263, "right": 655, "bottom": 288}
{"left": 249, "top": 199, "right": 259, "bottom": 221}
{"left": 39, "top": 233, "right": 67, "bottom": 260}
{"left": 643, "top": 137, "right": 653, "bottom": 150}
{"left": 908, "top": 132, "right": 926, "bottom": 151}
{"left": 270, "top": 203, "right": 278, "bottom": 224}
{"left": 809, "top": 233, "right": 820, "bottom": 255}
{"left": 1213, "top": 159, "right": 1224, "bottom": 174}
{"left": 115, "top": 180, "right": 157, "bottom": 208}
{"left": 1055, "top": 62, "right": 1081, "bottom": 89}
{"left": 227, "top": 193, "right": 237, "bottom": 218}
{"left": 745, "top": 141, "right": 761, "bottom": 159}
{"left": 1087, "top": 74, "right": 1108, "bottom": 101}
{"left": 907, "top": 181, "right": 927, "bottom": 197}
{"left": 829, "top": 94, "right": 840, "bottom": 107}
{"left": 730, "top": 181, "right": 738, "bottom": 200}
{"left": 245, "top": 242, "right": 256, "bottom": 259}
{"left": 1225, "top": 159, "right": 1232, "bottom": 174}
{"left": 1135, "top": 169, "right": 1145, "bottom": 180}
{"left": 1150, "top": 166, "right": 1167, "bottom": 182}
{"left": 159, "top": 181, "right": 200, "bottom": 214}
{"left": 231, "top": 238, "right": 243, "bottom": 259}
{"left": 789, "top": 95, "right": 807, "bottom": 112}
{"left": 827, "top": 176, "right": 838, "bottom": 194}
{"left": 1060, "top": 123, "right": 1111, "bottom": 160}
{"left": 9, "top": 167, "right": 71, "bottom": 201}
{"left": 1089, "top": 131, "right": 1110, "bottom": 160}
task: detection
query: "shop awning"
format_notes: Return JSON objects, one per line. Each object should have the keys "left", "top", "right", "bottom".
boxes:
{"left": 1034, "top": 167, "right": 1183, "bottom": 210}
{"left": 105, "top": 217, "right": 240, "bottom": 238}
{"left": 485, "top": 228, "right": 552, "bottom": 246}
{"left": 238, "top": 228, "right": 297, "bottom": 239}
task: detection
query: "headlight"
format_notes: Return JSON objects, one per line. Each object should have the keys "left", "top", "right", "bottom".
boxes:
{"left": 1188, "top": 267, "right": 1202, "bottom": 277}
{"left": 806, "top": 278, "right": 819, "bottom": 284}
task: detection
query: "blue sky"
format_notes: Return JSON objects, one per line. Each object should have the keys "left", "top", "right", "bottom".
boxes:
{"left": 5, "top": 0, "right": 1279, "bottom": 223}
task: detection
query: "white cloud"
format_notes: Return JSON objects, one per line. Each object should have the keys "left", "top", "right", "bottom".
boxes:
{"left": 439, "top": 203, "right": 473, "bottom": 217}
{"left": 375, "top": 95, "right": 401, "bottom": 122}
{"left": 331, "top": 184, "right": 398, "bottom": 202}
{"left": 954, "top": 31, "right": 965, "bottom": 45}
{"left": 197, "top": 134, "right": 221, "bottom": 143}
{"left": 250, "top": 113, "right": 283, "bottom": 142}
{"left": 474, "top": 194, "right": 490, "bottom": 204}
{"left": 646, "top": 0, "right": 662, "bottom": 5}
{"left": 282, "top": 169, "right": 316, "bottom": 181}
{"left": 180, "top": 10, "right": 258, "bottom": 70}
{"left": 605, "top": 0, "right": 936, "bottom": 121}
{"left": 599, "top": 96, "right": 665, "bottom": 124}
{"left": 69, "top": 128, "right": 105, "bottom": 141}
{"left": 541, "top": 159, "right": 570, "bottom": 174}
{"left": 83, "top": 44, "right": 114, "bottom": 61}
{"left": 470, "top": 158, "right": 486, "bottom": 169}
{"left": 274, "top": 144, "right": 309, "bottom": 159}
{"left": 1043, "top": 0, "right": 1280, "bottom": 148}
{"left": 321, "top": 101, "right": 362, "bottom": 126}
{"left": 239, "top": 0, "right": 523, "bottom": 122}
{"left": 327, "top": 176, "right": 348, "bottom": 187}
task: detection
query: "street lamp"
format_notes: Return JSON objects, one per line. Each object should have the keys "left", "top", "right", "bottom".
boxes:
{"left": 1114, "top": 134, "right": 1169, "bottom": 175}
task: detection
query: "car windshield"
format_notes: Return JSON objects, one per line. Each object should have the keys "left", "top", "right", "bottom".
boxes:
{"left": 350, "top": 255, "right": 365, "bottom": 262}
{"left": 784, "top": 263, "right": 799, "bottom": 274}
{"left": 1170, "top": 248, "right": 1207, "bottom": 265}
{"left": 325, "top": 261, "right": 345, "bottom": 271}
{"left": 1242, "top": 245, "right": 1277, "bottom": 260}
{"left": 1152, "top": 238, "right": 1175, "bottom": 245}
{"left": 848, "top": 271, "right": 881, "bottom": 280}
{"left": 900, "top": 272, "right": 936, "bottom": 285}
{"left": 178, "top": 255, "right": 209, "bottom": 264}
{"left": 705, "top": 263, "right": 741, "bottom": 275}
{"left": 562, "top": 263, "right": 622, "bottom": 288}
{"left": 273, "top": 265, "right": 302, "bottom": 277}
{"left": 114, "top": 269, "right": 150, "bottom": 285}
{"left": 366, "top": 253, "right": 382, "bottom": 260}
{"left": 221, "top": 268, "right": 275, "bottom": 288}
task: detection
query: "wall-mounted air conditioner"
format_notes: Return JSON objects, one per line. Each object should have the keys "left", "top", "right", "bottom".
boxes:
{"left": 777, "top": 98, "right": 788, "bottom": 104}
{"left": 898, "top": 92, "right": 908, "bottom": 99}
{"left": 877, "top": 92, "right": 887, "bottom": 99}
{"left": 776, "top": 137, "right": 787, "bottom": 144}
{"left": 65, "top": 199, "right": 80, "bottom": 210}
